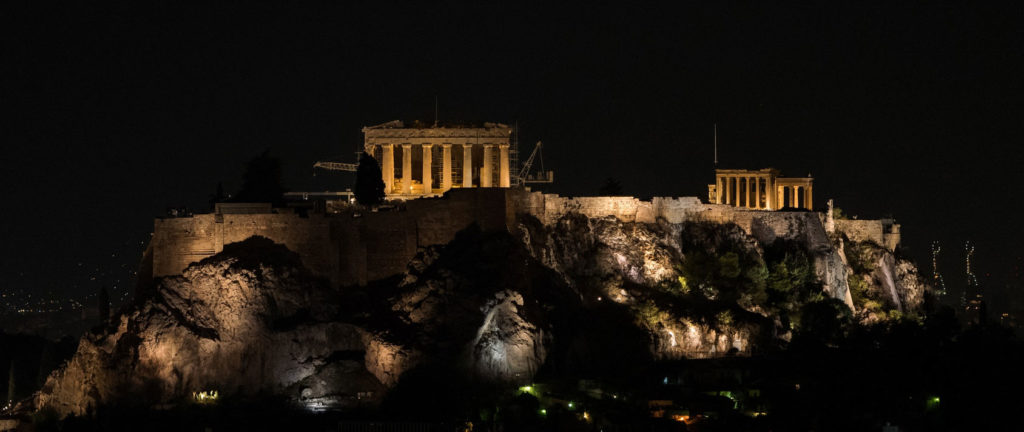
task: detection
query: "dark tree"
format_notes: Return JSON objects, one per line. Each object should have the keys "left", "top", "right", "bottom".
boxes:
{"left": 354, "top": 153, "right": 386, "bottom": 206}
{"left": 598, "top": 177, "right": 623, "bottom": 195}
{"left": 797, "top": 298, "right": 852, "bottom": 345}
{"left": 234, "top": 150, "right": 287, "bottom": 205}
{"left": 207, "top": 181, "right": 228, "bottom": 210}
{"left": 97, "top": 286, "right": 110, "bottom": 326}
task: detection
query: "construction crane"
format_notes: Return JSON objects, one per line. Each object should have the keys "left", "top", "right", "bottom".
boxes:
{"left": 516, "top": 141, "right": 554, "bottom": 185}
{"left": 313, "top": 150, "right": 364, "bottom": 175}
{"left": 312, "top": 161, "right": 358, "bottom": 173}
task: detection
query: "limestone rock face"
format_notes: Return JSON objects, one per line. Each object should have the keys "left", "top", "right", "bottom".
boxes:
{"left": 468, "top": 291, "right": 547, "bottom": 382}
{"left": 383, "top": 230, "right": 560, "bottom": 385}
{"left": 843, "top": 239, "right": 928, "bottom": 322}
{"left": 518, "top": 213, "right": 679, "bottom": 301}
{"left": 36, "top": 210, "right": 929, "bottom": 417}
{"left": 37, "top": 238, "right": 397, "bottom": 417}
{"left": 517, "top": 215, "right": 773, "bottom": 359}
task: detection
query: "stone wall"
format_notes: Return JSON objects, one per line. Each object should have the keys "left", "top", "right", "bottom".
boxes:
{"left": 834, "top": 219, "right": 901, "bottom": 250}
{"left": 150, "top": 189, "right": 898, "bottom": 291}
{"left": 512, "top": 190, "right": 705, "bottom": 225}
{"left": 152, "top": 190, "right": 509, "bottom": 286}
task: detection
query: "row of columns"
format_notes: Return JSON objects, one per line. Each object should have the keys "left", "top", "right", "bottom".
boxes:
{"left": 717, "top": 175, "right": 773, "bottom": 209}
{"left": 715, "top": 175, "right": 814, "bottom": 210}
{"left": 377, "top": 143, "right": 510, "bottom": 195}
{"left": 776, "top": 185, "right": 813, "bottom": 210}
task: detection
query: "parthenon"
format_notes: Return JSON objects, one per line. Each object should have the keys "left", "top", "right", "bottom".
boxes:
{"left": 363, "top": 120, "right": 513, "bottom": 198}
{"left": 708, "top": 168, "right": 814, "bottom": 210}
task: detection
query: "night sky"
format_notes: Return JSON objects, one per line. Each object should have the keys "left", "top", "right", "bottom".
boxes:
{"left": 3, "top": 4, "right": 1022, "bottom": 308}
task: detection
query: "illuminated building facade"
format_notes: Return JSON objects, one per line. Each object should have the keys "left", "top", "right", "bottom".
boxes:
{"left": 363, "top": 120, "right": 513, "bottom": 198}
{"left": 708, "top": 168, "right": 814, "bottom": 210}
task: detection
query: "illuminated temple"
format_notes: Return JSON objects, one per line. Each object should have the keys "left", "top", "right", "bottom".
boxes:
{"left": 708, "top": 168, "right": 814, "bottom": 210}
{"left": 363, "top": 121, "right": 513, "bottom": 198}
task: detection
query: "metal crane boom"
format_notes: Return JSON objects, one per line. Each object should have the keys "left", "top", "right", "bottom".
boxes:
{"left": 517, "top": 141, "right": 542, "bottom": 183}
{"left": 517, "top": 141, "right": 554, "bottom": 184}
{"left": 313, "top": 161, "right": 358, "bottom": 172}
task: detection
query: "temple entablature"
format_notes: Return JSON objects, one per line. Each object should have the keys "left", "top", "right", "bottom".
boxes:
{"left": 708, "top": 168, "right": 814, "bottom": 210}
{"left": 362, "top": 121, "right": 513, "bottom": 198}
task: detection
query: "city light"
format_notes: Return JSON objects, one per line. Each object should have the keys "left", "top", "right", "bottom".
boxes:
{"left": 192, "top": 390, "right": 219, "bottom": 404}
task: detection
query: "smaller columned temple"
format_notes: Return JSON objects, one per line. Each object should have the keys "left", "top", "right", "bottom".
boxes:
{"left": 363, "top": 120, "right": 513, "bottom": 198}
{"left": 708, "top": 168, "right": 814, "bottom": 210}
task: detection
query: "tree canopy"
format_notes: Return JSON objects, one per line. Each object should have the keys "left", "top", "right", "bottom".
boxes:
{"left": 234, "top": 151, "right": 286, "bottom": 205}
{"left": 355, "top": 153, "right": 386, "bottom": 206}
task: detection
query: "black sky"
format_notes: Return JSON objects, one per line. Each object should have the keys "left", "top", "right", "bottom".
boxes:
{"left": 3, "top": 3, "right": 1023, "bottom": 306}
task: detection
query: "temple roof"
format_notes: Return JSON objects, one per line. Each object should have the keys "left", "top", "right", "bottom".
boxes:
{"left": 362, "top": 120, "right": 512, "bottom": 139}
{"left": 363, "top": 120, "right": 510, "bottom": 130}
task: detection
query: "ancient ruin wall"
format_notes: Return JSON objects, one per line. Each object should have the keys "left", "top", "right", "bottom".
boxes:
{"left": 832, "top": 219, "right": 901, "bottom": 251}
{"left": 151, "top": 189, "right": 895, "bottom": 300}
{"left": 151, "top": 190, "right": 509, "bottom": 287}
{"left": 511, "top": 190, "right": 705, "bottom": 225}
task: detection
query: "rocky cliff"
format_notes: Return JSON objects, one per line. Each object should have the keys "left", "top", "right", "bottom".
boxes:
{"left": 33, "top": 209, "right": 929, "bottom": 417}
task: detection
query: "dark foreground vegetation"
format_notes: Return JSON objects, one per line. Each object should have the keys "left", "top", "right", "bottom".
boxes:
{"left": 5, "top": 304, "right": 1021, "bottom": 432}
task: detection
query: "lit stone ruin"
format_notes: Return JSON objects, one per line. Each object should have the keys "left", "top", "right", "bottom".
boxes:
{"left": 708, "top": 168, "right": 814, "bottom": 210}
{"left": 363, "top": 120, "right": 513, "bottom": 198}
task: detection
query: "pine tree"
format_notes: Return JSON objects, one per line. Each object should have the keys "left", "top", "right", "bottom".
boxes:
{"left": 235, "top": 150, "right": 287, "bottom": 205}
{"left": 208, "top": 181, "right": 227, "bottom": 210}
{"left": 354, "top": 153, "right": 386, "bottom": 206}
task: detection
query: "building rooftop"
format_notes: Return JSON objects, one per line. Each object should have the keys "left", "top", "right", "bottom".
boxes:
{"left": 363, "top": 120, "right": 510, "bottom": 130}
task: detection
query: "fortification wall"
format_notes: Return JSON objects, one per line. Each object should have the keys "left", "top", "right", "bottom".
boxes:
{"left": 152, "top": 189, "right": 509, "bottom": 286}
{"left": 833, "top": 219, "right": 883, "bottom": 245}
{"left": 511, "top": 190, "right": 705, "bottom": 225}
{"left": 832, "top": 219, "right": 901, "bottom": 251}
{"left": 151, "top": 188, "right": 897, "bottom": 291}
{"left": 152, "top": 213, "right": 335, "bottom": 282}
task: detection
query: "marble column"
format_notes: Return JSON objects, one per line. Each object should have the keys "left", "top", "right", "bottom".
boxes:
{"left": 462, "top": 144, "right": 473, "bottom": 188}
{"left": 720, "top": 175, "right": 729, "bottom": 203}
{"left": 441, "top": 144, "right": 452, "bottom": 191}
{"left": 401, "top": 144, "right": 412, "bottom": 194}
{"left": 805, "top": 185, "right": 813, "bottom": 210}
{"left": 791, "top": 186, "right": 798, "bottom": 209}
{"left": 499, "top": 144, "right": 510, "bottom": 187}
{"left": 481, "top": 144, "right": 494, "bottom": 187}
{"left": 717, "top": 176, "right": 723, "bottom": 203}
{"left": 756, "top": 176, "right": 763, "bottom": 209}
{"left": 745, "top": 177, "right": 752, "bottom": 208}
{"left": 421, "top": 144, "right": 433, "bottom": 195}
{"left": 734, "top": 177, "right": 741, "bottom": 207}
{"left": 381, "top": 144, "right": 394, "bottom": 194}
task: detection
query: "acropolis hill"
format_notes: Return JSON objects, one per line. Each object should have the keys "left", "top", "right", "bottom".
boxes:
{"left": 33, "top": 122, "right": 924, "bottom": 418}
{"left": 149, "top": 121, "right": 899, "bottom": 291}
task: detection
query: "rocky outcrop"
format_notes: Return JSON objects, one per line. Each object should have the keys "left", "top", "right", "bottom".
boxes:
{"left": 35, "top": 208, "right": 929, "bottom": 417}
{"left": 37, "top": 238, "right": 397, "bottom": 417}
{"left": 843, "top": 238, "right": 928, "bottom": 322}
